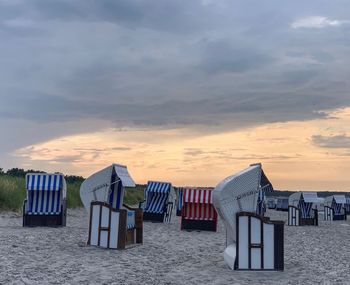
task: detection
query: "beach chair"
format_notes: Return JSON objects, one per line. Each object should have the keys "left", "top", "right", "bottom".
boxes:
{"left": 181, "top": 187, "right": 218, "bottom": 232}
{"left": 23, "top": 173, "right": 67, "bottom": 227}
{"left": 80, "top": 164, "right": 142, "bottom": 249}
{"left": 276, "top": 197, "right": 289, "bottom": 211}
{"left": 141, "top": 181, "right": 174, "bottom": 223}
{"left": 324, "top": 195, "right": 347, "bottom": 221}
{"left": 175, "top": 187, "right": 184, "bottom": 216}
{"left": 288, "top": 192, "right": 319, "bottom": 226}
{"left": 213, "top": 163, "right": 284, "bottom": 271}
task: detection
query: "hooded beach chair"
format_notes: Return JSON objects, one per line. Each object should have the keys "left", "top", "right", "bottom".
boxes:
{"left": 181, "top": 187, "right": 218, "bottom": 232}
{"left": 141, "top": 181, "right": 175, "bottom": 223}
{"left": 212, "top": 163, "right": 284, "bottom": 271}
{"left": 288, "top": 192, "right": 319, "bottom": 226}
{"left": 23, "top": 173, "right": 67, "bottom": 227}
{"left": 324, "top": 195, "right": 347, "bottom": 221}
{"left": 80, "top": 164, "right": 142, "bottom": 249}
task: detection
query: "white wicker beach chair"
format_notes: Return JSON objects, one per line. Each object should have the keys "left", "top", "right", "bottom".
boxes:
{"left": 80, "top": 164, "right": 142, "bottom": 249}
{"left": 212, "top": 163, "right": 284, "bottom": 271}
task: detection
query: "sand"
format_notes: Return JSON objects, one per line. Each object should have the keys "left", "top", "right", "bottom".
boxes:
{"left": 0, "top": 209, "right": 349, "bottom": 285}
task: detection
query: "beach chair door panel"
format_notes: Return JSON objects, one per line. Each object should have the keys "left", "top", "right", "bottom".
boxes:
{"left": 109, "top": 211, "right": 119, "bottom": 249}
{"left": 99, "top": 206, "right": 110, "bottom": 248}
{"left": 263, "top": 223, "right": 274, "bottom": 269}
{"left": 250, "top": 217, "right": 262, "bottom": 269}
{"left": 90, "top": 204, "right": 100, "bottom": 246}
{"left": 288, "top": 206, "right": 299, "bottom": 226}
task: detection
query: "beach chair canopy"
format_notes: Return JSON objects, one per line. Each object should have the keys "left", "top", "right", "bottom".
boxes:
{"left": 289, "top": 192, "right": 319, "bottom": 206}
{"left": 289, "top": 192, "right": 319, "bottom": 218}
{"left": 80, "top": 164, "right": 135, "bottom": 213}
{"left": 25, "top": 173, "right": 66, "bottom": 214}
{"left": 183, "top": 187, "right": 216, "bottom": 220}
{"left": 144, "top": 181, "right": 173, "bottom": 214}
{"left": 213, "top": 163, "right": 273, "bottom": 245}
{"left": 325, "top": 195, "right": 347, "bottom": 206}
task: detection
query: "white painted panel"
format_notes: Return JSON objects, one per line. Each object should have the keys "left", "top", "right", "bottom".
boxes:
{"left": 251, "top": 248, "right": 261, "bottom": 269}
{"left": 90, "top": 205, "right": 100, "bottom": 246}
{"left": 100, "top": 231, "right": 108, "bottom": 248}
{"left": 109, "top": 212, "right": 120, "bottom": 249}
{"left": 263, "top": 223, "right": 274, "bottom": 269}
{"left": 238, "top": 216, "right": 248, "bottom": 269}
{"left": 101, "top": 206, "right": 109, "bottom": 227}
{"left": 288, "top": 207, "right": 293, "bottom": 225}
{"left": 251, "top": 217, "right": 261, "bottom": 244}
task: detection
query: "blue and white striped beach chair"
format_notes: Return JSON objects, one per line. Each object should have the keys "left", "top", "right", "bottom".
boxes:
{"left": 23, "top": 173, "right": 67, "bottom": 227}
{"left": 141, "top": 181, "right": 174, "bottom": 223}
{"left": 288, "top": 192, "right": 319, "bottom": 226}
{"left": 324, "top": 195, "right": 347, "bottom": 221}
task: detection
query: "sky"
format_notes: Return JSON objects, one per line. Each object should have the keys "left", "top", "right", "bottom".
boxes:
{"left": 1, "top": 0, "right": 350, "bottom": 191}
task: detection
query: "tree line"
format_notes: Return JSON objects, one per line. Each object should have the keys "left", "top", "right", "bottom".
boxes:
{"left": 0, "top": 167, "right": 85, "bottom": 184}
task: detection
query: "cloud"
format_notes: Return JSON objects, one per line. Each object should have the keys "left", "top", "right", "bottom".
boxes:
{"left": 198, "top": 39, "right": 274, "bottom": 74}
{"left": 0, "top": 0, "right": 350, "bottom": 167}
{"left": 312, "top": 134, "right": 350, "bottom": 148}
{"left": 291, "top": 16, "right": 349, "bottom": 29}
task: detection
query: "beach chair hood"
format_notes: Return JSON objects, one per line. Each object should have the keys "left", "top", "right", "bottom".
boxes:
{"left": 212, "top": 163, "right": 273, "bottom": 245}
{"left": 289, "top": 192, "right": 319, "bottom": 207}
{"left": 80, "top": 164, "right": 135, "bottom": 213}
{"left": 24, "top": 173, "right": 67, "bottom": 215}
{"left": 325, "top": 195, "right": 346, "bottom": 206}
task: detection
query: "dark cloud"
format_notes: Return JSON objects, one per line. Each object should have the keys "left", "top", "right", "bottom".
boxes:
{"left": 198, "top": 40, "right": 274, "bottom": 74}
{"left": 312, "top": 135, "right": 350, "bottom": 148}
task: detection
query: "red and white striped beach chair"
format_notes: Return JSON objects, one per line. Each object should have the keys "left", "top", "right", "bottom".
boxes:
{"left": 181, "top": 187, "right": 218, "bottom": 232}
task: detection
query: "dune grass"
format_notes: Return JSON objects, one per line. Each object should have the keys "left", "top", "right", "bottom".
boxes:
{"left": 124, "top": 185, "right": 146, "bottom": 206}
{"left": 0, "top": 175, "right": 26, "bottom": 211}
{"left": 0, "top": 174, "right": 146, "bottom": 211}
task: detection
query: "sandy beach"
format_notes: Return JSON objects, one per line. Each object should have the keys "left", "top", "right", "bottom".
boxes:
{"left": 0, "top": 209, "right": 349, "bottom": 285}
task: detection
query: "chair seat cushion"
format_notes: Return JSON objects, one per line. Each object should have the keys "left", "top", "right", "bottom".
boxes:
{"left": 126, "top": 209, "right": 135, "bottom": 229}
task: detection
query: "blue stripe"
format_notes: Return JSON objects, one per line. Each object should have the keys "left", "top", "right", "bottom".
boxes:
{"left": 34, "top": 176, "right": 41, "bottom": 212}
{"left": 46, "top": 176, "right": 52, "bottom": 212}
{"left": 30, "top": 175, "right": 35, "bottom": 191}
{"left": 177, "top": 188, "right": 183, "bottom": 210}
{"left": 40, "top": 176, "right": 46, "bottom": 212}
{"left": 56, "top": 175, "right": 62, "bottom": 212}
{"left": 116, "top": 182, "right": 122, "bottom": 209}
{"left": 51, "top": 175, "right": 57, "bottom": 212}
{"left": 26, "top": 175, "right": 30, "bottom": 190}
